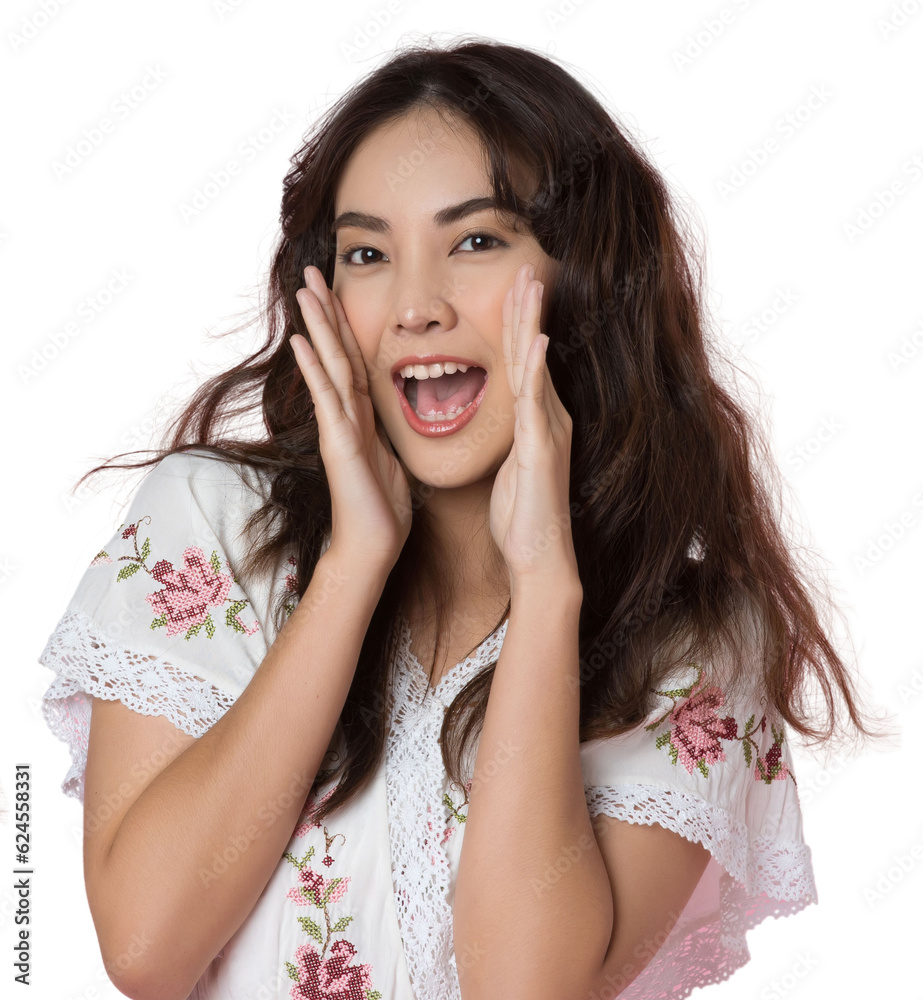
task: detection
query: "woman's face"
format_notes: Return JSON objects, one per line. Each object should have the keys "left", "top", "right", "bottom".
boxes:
{"left": 330, "top": 107, "right": 559, "bottom": 491}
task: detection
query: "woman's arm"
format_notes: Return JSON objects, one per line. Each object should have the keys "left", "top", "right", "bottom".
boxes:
{"left": 453, "top": 577, "right": 710, "bottom": 1000}
{"left": 84, "top": 547, "right": 388, "bottom": 1000}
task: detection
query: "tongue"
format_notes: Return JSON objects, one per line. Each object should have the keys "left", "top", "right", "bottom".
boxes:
{"left": 414, "top": 368, "right": 484, "bottom": 416}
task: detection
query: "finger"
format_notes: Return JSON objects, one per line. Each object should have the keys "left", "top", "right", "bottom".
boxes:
{"left": 502, "top": 284, "right": 515, "bottom": 395}
{"left": 329, "top": 292, "right": 370, "bottom": 397}
{"left": 304, "top": 266, "right": 337, "bottom": 331}
{"left": 517, "top": 276, "right": 542, "bottom": 399}
{"left": 517, "top": 333, "right": 551, "bottom": 443}
{"left": 295, "top": 285, "right": 355, "bottom": 405}
{"left": 289, "top": 334, "right": 347, "bottom": 430}
{"left": 544, "top": 360, "right": 570, "bottom": 438}
{"left": 515, "top": 274, "right": 539, "bottom": 396}
{"left": 537, "top": 333, "right": 563, "bottom": 433}
{"left": 510, "top": 263, "right": 528, "bottom": 393}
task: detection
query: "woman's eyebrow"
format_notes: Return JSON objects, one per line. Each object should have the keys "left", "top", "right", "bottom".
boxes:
{"left": 330, "top": 196, "right": 522, "bottom": 235}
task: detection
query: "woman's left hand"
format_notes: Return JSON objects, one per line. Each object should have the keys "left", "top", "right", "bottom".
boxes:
{"left": 489, "top": 262, "right": 579, "bottom": 592}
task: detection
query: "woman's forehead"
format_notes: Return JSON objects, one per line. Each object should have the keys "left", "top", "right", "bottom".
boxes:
{"left": 334, "top": 112, "right": 534, "bottom": 218}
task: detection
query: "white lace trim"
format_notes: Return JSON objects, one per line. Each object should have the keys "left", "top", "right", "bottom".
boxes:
{"left": 585, "top": 784, "right": 817, "bottom": 905}
{"left": 585, "top": 783, "right": 817, "bottom": 998}
{"left": 38, "top": 610, "right": 237, "bottom": 803}
{"left": 385, "top": 613, "right": 508, "bottom": 1000}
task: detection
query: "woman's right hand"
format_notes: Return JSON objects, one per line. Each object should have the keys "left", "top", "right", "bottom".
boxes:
{"left": 291, "top": 265, "right": 412, "bottom": 570}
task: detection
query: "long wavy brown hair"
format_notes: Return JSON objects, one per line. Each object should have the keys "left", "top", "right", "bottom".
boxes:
{"left": 77, "top": 36, "right": 889, "bottom": 824}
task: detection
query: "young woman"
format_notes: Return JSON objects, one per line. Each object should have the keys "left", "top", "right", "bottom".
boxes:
{"left": 39, "top": 37, "right": 883, "bottom": 1000}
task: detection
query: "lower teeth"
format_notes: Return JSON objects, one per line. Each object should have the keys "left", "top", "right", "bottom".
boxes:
{"left": 415, "top": 403, "right": 468, "bottom": 423}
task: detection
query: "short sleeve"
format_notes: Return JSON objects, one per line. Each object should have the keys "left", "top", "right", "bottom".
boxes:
{"left": 38, "top": 450, "right": 295, "bottom": 803}
{"left": 579, "top": 629, "right": 817, "bottom": 998}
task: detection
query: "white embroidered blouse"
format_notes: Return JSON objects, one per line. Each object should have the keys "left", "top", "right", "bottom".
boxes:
{"left": 38, "top": 449, "right": 818, "bottom": 1000}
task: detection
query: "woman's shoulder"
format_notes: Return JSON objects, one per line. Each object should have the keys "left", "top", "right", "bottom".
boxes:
{"left": 125, "top": 447, "right": 273, "bottom": 531}
{"left": 146, "top": 447, "right": 272, "bottom": 495}
{"left": 580, "top": 596, "right": 784, "bottom": 787}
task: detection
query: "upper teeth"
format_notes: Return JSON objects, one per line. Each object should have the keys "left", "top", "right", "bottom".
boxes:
{"left": 398, "top": 361, "right": 471, "bottom": 380}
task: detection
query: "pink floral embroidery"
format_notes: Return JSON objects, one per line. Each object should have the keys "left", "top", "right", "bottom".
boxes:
{"left": 93, "top": 515, "right": 260, "bottom": 640}
{"left": 290, "top": 940, "right": 374, "bottom": 999}
{"left": 147, "top": 548, "right": 233, "bottom": 637}
{"left": 754, "top": 723, "right": 791, "bottom": 782}
{"left": 285, "top": 554, "right": 299, "bottom": 593}
{"left": 283, "top": 788, "right": 381, "bottom": 1000}
{"left": 659, "top": 679, "right": 738, "bottom": 774}
{"left": 645, "top": 663, "right": 795, "bottom": 785}
{"left": 283, "top": 554, "right": 299, "bottom": 619}
{"left": 294, "top": 787, "right": 337, "bottom": 839}
{"left": 287, "top": 869, "right": 352, "bottom": 907}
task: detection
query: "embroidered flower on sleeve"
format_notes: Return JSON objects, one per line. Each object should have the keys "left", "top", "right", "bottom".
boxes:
{"left": 93, "top": 515, "right": 260, "bottom": 641}
{"left": 146, "top": 548, "right": 233, "bottom": 637}
{"left": 283, "top": 793, "right": 382, "bottom": 1000}
{"left": 752, "top": 720, "right": 791, "bottom": 783}
{"left": 645, "top": 663, "right": 795, "bottom": 785}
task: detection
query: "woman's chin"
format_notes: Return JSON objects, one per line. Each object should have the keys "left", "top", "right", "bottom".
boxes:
{"left": 402, "top": 459, "right": 502, "bottom": 497}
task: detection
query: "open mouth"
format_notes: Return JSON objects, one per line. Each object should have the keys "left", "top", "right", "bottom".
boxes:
{"left": 397, "top": 365, "right": 488, "bottom": 423}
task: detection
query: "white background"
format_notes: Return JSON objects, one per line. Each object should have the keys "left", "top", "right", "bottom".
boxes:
{"left": 2, "top": 1, "right": 921, "bottom": 997}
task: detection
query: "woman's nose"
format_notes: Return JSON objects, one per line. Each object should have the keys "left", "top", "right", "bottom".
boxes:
{"left": 392, "top": 273, "right": 458, "bottom": 335}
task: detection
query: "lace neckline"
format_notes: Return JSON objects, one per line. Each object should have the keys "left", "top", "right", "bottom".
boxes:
{"left": 395, "top": 612, "right": 509, "bottom": 704}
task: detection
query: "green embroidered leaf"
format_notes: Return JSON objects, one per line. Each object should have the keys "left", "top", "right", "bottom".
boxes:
{"left": 330, "top": 915, "right": 354, "bottom": 933}
{"left": 284, "top": 601, "right": 295, "bottom": 619}
{"left": 210, "top": 550, "right": 223, "bottom": 576}
{"left": 297, "top": 916, "right": 324, "bottom": 944}
{"left": 655, "top": 684, "right": 692, "bottom": 700}
{"left": 117, "top": 562, "right": 141, "bottom": 582}
{"left": 204, "top": 613, "right": 216, "bottom": 639}
{"left": 696, "top": 759, "right": 709, "bottom": 779}
{"left": 321, "top": 877, "right": 346, "bottom": 905}
{"left": 667, "top": 742, "right": 678, "bottom": 767}
{"left": 284, "top": 847, "right": 315, "bottom": 871}
{"left": 742, "top": 738, "right": 752, "bottom": 767}
{"left": 443, "top": 792, "right": 468, "bottom": 824}
{"left": 367, "top": 992, "right": 383, "bottom": 1000}
{"left": 653, "top": 663, "right": 702, "bottom": 701}
{"left": 93, "top": 549, "right": 110, "bottom": 562}
{"left": 771, "top": 722, "right": 784, "bottom": 744}
{"left": 285, "top": 961, "right": 298, "bottom": 982}
{"left": 150, "top": 614, "right": 167, "bottom": 631}
{"left": 139, "top": 537, "right": 151, "bottom": 562}
{"left": 654, "top": 730, "right": 671, "bottom": 750}
{"left": 743, "top": 713, "right": 756, "bottom": 735}
{"left": 185, "top": 621, "right": 203, "bottom": 641}
{"left": 226, "top": 600, "right": 247, "bottom": 634}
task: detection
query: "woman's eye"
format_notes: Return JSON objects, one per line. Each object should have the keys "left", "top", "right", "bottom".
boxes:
{"left": 456, "top": 232, "right": 507, "bottom": 253}
{"left": 337, "top": 246, "right": 386, "bottom": 266}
